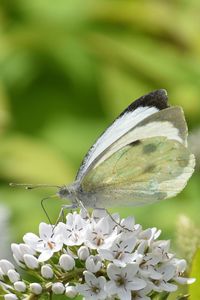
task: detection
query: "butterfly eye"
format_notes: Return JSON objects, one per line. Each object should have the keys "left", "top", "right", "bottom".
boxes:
{"left": 58, "top": 187, "right": 71, "bottom": 199}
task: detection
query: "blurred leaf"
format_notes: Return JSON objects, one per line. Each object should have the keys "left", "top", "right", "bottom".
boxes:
{"left": 189, "top": 248, "right": 200, "bottom": 300}
{"left": 176, "top": 295, "right": 189, "bottom": 300}
{"left": 41, "top": 115, "right": 106, "bottom": 169}
{"left": 0, "top": 135, "right": 74, "bottom": 183}
{"left": 100, "top": 64, "right": 152, "bottom": 118}
{"left": 0, "top": 82, "right": 10, "bottom": 134}
{"left": 152, "top": 292, "right": 169, "bottom": 299}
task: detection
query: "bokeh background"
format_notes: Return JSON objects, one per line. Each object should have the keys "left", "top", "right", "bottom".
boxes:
{"left": 0, "top": 0, "right": 200, "bottom": 298}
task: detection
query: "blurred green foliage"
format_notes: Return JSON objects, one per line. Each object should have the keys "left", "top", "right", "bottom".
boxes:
{"left": 189, "top": 248, "right": 200, "bottom": 300}
{"left": 0, "top": 1, "right": 200, "bottom": 298}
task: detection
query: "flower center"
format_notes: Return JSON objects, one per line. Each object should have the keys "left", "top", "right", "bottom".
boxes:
{"left": 96, "top": 237, "right": 104, "bottom": 246}
{"left": 91, "top": 286, "right": 100, "bottom": 294}
{"left": 116, "top": 276, "right": 126, "bottom": 287}
{"left": 47, "top": 241, "right": 55, "bottom": 250}
{"left": 115, "top": 251, "right": 123, "bottom": 260}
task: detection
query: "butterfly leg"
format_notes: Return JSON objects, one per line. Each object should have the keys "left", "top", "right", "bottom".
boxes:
{"left": 94, "top": 207, "right": 132, "bottom": 232}
{"left": 54, "top": 204, "right": 78, "bottom": 227}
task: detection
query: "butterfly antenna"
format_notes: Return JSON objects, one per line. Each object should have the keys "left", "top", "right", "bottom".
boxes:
{"left": 41, "top": 195, "right": 57, "bottom": 226}
{"left": 9, "top": 183, "right": 61, "bottom": 190}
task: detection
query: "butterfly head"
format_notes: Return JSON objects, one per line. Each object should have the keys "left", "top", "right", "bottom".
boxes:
{"left": 57, "top": 184, "right": 76, "bottom": 200}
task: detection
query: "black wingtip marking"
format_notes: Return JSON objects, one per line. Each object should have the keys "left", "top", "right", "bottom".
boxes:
{"left": 120, "top": 89, "right": 169, "bottom": 117}
{"left": 129, "top": 140, "right": 141, "bottom": 147}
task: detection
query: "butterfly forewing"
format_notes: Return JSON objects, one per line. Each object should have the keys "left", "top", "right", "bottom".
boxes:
{"left": 80, "top": 137, "right": 195, "bottom": 208}
{"left": 76, "top": 89, "right": 168, "bottom": 181}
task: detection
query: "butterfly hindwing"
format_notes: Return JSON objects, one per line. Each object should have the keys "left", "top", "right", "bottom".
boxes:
{"left": 80, "top": 137, "right": 195, "bottom": 208}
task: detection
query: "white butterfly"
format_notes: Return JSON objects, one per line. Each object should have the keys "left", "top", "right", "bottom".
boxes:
{"left": 13, "top": 89, "right": 195, "bottom": 210}
{"left": 56, "top": 89, "right": 195, "bottom": 209}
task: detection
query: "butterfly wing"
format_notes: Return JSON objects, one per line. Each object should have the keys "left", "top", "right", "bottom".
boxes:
{"left": 76, "top": 89, "right": 169, "bottom": 181}
{"left": 79, "top": 136, "right": 195, "bottom": 208}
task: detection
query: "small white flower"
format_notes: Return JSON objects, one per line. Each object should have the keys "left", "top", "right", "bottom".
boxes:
{"left": 151, "top": 264, "right": 177, "bottom": 292}
{"left": 0, "top": 210, "right": 195, "bottom": 300}
{"left": 23, "top": 254, "right": 39, "bottom": 269}
{"left": 59, "top": 254, "right": 75, "bottom": 271}
{"left": 65, "top": 285, "right": 78, "bottom": 298}
{"left": 92, "top": 209, "right": 108, "bottom": 222}
{"left": 4, "top": 294, "right": 18, "bottom": 300}
{"left": 23, "top": 222, "right": 63, "bottom": 262}
{"left": 98, "top": 234, "right": 137, "bottom": 267}
{"left": 77, "top": 271, "right": 107, "bottom": 300}
{"left": 118, "top": 216, "right": 136, "bottom": 232}
{"left": 170, "top": 258, "right": 195, "bottom": 285}
{"left": 7, "top": 270, "right": 20, "bottom": 283}
{"left": 106, "top": 263, "right": 146, "bottom": 300}
{"left": 139, "top": 264, "right": 163, "bottom": 280}
{"left": 0, "top": 260, "right": 14, "bottom": 275}
{"left": 30, "top": 283, "right": 42, "bottom": 295}
{"left": 132, "top": 282, "right": 153, "bottom": 300}
{"left": 59, "top": 213, "right": 87, "bottom": 246}
{"left": 14, "top": 281, "right": 26, "bottom": 292}
{"left": 77, "top": 246, "right": 90, "bottom": 260}
{"left": 52, "top": 282, "right": 65, "bottom": 294}
{"left": 41, "top": 264, "right": 54, "bottom": 279}
{"left": 139, "top": 228, "right": 161, "bottom": 245}
{"left": 85, "top": 217, "right": 117, "bottom": 249}
{"left": 85, "top": 255, "right": 102, "bottom": 273}
{"left": 144, "top": 240, "right": 171, "bottom": 266}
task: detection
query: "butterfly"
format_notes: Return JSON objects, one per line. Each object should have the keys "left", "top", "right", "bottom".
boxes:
{"left": 11, "top": 89, "right": 195, "bottom": 210}
{"left": 55, "top": 89, "right": 195, "bottom": 209}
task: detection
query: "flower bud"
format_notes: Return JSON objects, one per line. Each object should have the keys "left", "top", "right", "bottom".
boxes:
{"left": 12, "top": 255, "right": 24, "bottom": 268}
{"left": 11, "top": 244, "right": 22, "bottom": 262}
{"left": 7, "top": 270, "right": 20, "bottom": 283}
{"left": 14, "top": 281, "right": 26, "bottom": 292}
{"left": 4, "top": 294, "right": 18, "bottom": 300}
{"left": 65, "top": 285, "right": 78, "bottom": 298}
{"left": 85, "top": 255, "right": 102, "bottom": 273}
{"left": 20, "top": 244, "right": 35, "bottom": 256}
{"left": 30, "top": 283, "right": 42, "bottom": 295}
{"left": 41, "top": 265, "right": 54, "bottom": 279}
{"left": 52, "top": 282, "right": 65, "bottom": 294}
{"left": 77, "top": 246, "right": 89, "bottom": 261}
{"left": 0, "top": 260, "right": 15, "bottom": 275}
{"left": 59, "top": 254, "right": 75, "bottom": 271}
{"left": 23, "top": 255, "right": 39, "bottom": 269}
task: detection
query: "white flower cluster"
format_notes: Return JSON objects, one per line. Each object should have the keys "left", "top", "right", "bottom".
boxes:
{"left": 0, "top": 210, "right": 194, "bottom": 300}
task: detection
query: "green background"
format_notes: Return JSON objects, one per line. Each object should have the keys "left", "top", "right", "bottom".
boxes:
{"left": 0, "top": 1, "right": 200, "bottom": 298}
